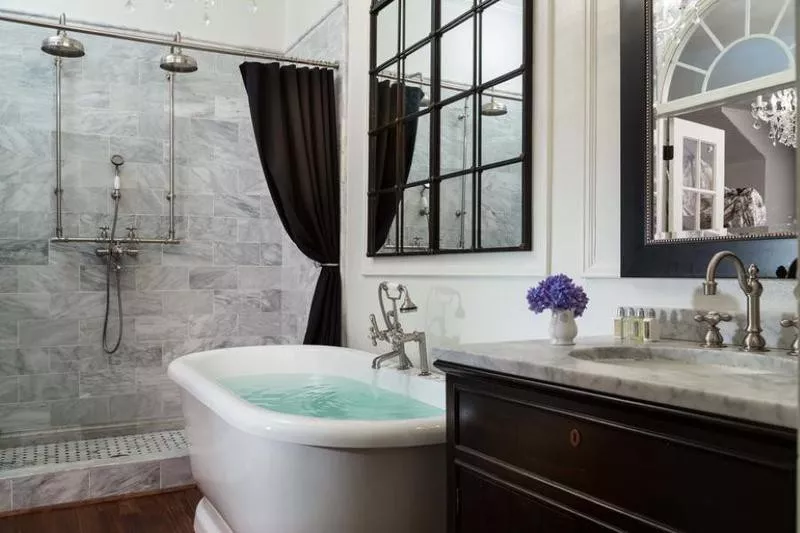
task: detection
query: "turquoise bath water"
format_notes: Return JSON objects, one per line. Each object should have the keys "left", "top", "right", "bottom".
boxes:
{"left": 219, "top": 373, "right": 444, "bottom": 421}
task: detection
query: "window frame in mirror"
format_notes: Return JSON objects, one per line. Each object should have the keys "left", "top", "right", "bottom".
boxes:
{"left": 367, "top": 0, "right": 533, "bottom": 257}
{"left": 620, "top": 0, "right": 797, "bottom": 279}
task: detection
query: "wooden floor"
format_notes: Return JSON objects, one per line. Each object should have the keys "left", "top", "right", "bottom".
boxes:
{"left": 0, "top": 487, "right": 202, "bottom": 533}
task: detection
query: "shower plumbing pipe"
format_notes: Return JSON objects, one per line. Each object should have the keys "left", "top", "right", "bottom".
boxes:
{"left": 54, "top": 56, "right": 63, "bottom": 239}
{"left": 0, "top": 10, "right": 339, "bottom": 69}
{"left": 168, "top": 73, "right": 176, "bottom": 241}
{"left": 51, "top": 237, "right": 180, "bottom": 245}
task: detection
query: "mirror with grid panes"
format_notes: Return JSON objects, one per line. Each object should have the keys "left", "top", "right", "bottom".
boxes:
{"left": 367, "top": 0, "right": 531, "bottom": 256}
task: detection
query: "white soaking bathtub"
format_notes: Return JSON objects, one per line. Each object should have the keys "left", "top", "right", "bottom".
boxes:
{"left": 167, "top": 345, "right": 446, "bottom": 533}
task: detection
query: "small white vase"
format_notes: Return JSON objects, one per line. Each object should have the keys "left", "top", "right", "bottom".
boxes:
{"left": 549, "top": 309, "right": 578, "bottom": 346}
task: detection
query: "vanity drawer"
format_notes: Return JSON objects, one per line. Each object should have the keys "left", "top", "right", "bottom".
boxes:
{"left": 450, "top": 372, "right": 795, "bottom": 532}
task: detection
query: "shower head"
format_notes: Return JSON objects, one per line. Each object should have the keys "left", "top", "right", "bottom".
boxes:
{"left": 41, "top": 14, "right": 85, "bottom": 58}
{"left": 111, "top": 154, "right": 124, "bottom": 168}
{"left": 481, "top": 97, "right": 508, "bottom": 117}
{"left": 160, "top": 32, "right": 198, "bottom": 73}
{"left": 399, "top": 290, "right": 418, "bottom": 313}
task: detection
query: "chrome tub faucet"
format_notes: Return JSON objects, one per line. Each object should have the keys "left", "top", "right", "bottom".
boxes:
{"left": 702, "top": 251, "right": 767, "bottom": 352}
{"left": 368, "top": 282, "right": 430, "bottom": 376}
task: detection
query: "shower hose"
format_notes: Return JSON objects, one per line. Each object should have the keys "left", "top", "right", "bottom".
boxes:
{"left": 102, "top": 195, "right": 124, "bottom": 354}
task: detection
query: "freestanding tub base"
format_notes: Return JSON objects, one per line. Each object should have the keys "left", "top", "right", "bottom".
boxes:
{"left": 195, "top": 497, "right": 233, "bottom": 533}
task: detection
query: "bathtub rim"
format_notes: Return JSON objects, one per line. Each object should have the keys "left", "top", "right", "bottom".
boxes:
{"left": 168, "top": 345, "right": 445, "bottom": 449}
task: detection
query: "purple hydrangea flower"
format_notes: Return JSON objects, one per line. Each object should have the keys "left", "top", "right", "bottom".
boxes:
{"left": 526, "top": 274, "right": 589, "bottom": 317}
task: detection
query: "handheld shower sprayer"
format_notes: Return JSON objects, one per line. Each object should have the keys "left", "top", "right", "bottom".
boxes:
{"left": 111, "top": 154, "right": 124, "bottom": 194}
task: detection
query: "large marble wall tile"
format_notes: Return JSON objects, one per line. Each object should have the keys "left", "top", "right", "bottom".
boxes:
{"left": 0, "top": 402, "right": 51, "bottom": 432}
{"left": 0, "top": 267, "right": 18, "bottom": 293}
{"left": 79, "top": 264, "right": 136, "bottom": 291}
{"left": 0, "top": 376, "right": 19, "bottom": 404}
{"left": 135, "top": 367, "right": 179, "bottom": 395}
{"left": 0, "top": 240, "right": 48, "bottom": 265}
{"left": 60, "top": 79, "right": 111, "bottom": 109}
{"left": 134, "top": 316, "right": 188, "bottom": 342}
{"left": 189, "top": 267, "right": 238, "bottom": 290}
{"left": 109, "top": 393, "right": 162, "bottom": 422}
{"left": 238, "top": 312, "right": 282, "bottom": 336}
{"left": 108, "top": 343, "right": 163, "bottom": 369}
{"left": 260, "top": 243, "right": 283, "bottom": 266}
{"left": 188, "top": 216, "right": 238, "bottom": 242}
{"left": 19, "top": 318, "right": 80, "bottom": 347}
{"left": 18, "top": 373, "right": 79, "bottom": 402}
{"left": 0, "top": 348, "right": 50, "bottom": 376}
{"left": 0, "top": 181, "right": 51, "bottom": 212}
{"left": 50, "top": 292, "right": 106, "bottom": 319}
{"left": 0, "top": 320, "right": 18, "bottom": 348}
{"left": 50, "top": 397, "right": 111, "bottom": 427}
{"left": 62, "top": 107, "right": 139, "bottom": 137}
{"left": 238, "top": 266, "right": 282, "bottom": 291}
{"left": 177, "top": 164, "right": 238, "bottom": 195}
{"left": 212, "top": 291, "right": 266, "bottom": 315}
{"left": 110, "top": 136, "right": 164, "bottom": 164}
{"left": 60, "top": 132, "right": 110, "bottom": 162}
{"left": 162, "top": 242, "right": 214, "bottom": 266}
{"left": 78, "top": 317, "right": 132, "bottom": 345}
{"left": 135, "top": 266, "right": 189, "bottom": 291}
{"left": 120, "top": 291, "right": 164, "bottom": 316}
{"left": 213, "top": 243, "right": 260, "bottom": 266}
{"left": 0, "top": 212, "right": 19, "bottom": 239}
{"left": 136, "top": 214, "right": 186, "bottom": 239}
{"left": 12, "top": 470, "right": 90, "bottom": 509}
{"left": 171, "top": 194, "right": 215, "bottom": 216}
{"left": 19, "top": 212, "right": 61, "bottom": 239}
{"left": 139, "top": 113, "right": 169, "bottom": 140}
{"left": 48, "top": 346, "right": 108, "bottom": 373}
{"left": 80, "top": 369, "right": 137, "bottom": 397}
{"left": 261, "top": 290, "right": 283, "bottom": 312}
{"left": 163, "top": 291, "right": 214, "bottom": 317}
{"left": 61, "top": 187, "right": 110, "bottom": 215}
{"left": 237, "top": 169, "right": 268, "bottom": 195}
{"left": 18, "top": 265, "right": 80, "bottom": 293}
{"left": 118, "top": 189, "right": 166, "bottom": 215}
{"left": 160, "top": 456, "right": 194, "bottom": 488}
{"left": 0, "top": 125, "right": 52, "bottom": 158}
{"left": 189, "top": 314, "right": 238, "bottom": 338}
{"left": 237, "top": 219, "right": 282, "bottom": 243}
{"left": 214, "top": 194, "right": 260, "bottom": 218}
{"left": 89, "top": 461, "right": 160, "bottom": 498}
{"left": 0, "top": 294, "right": 49, "bottom": 321}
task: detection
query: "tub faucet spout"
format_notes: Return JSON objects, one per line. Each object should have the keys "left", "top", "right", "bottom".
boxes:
{"left": 369, "top": 282, "right": 431, "bottom": 376}
{"left": 703, "top": 251, "right": 766, "bottom": 352}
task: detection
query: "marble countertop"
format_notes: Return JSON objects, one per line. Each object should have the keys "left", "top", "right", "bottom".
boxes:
{"left": 433, "top": 337, "right": 798, "bottom": 429}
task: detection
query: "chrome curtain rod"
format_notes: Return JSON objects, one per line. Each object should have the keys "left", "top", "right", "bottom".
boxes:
{"left": 377, "top": 71, "right": 523, "bottom": 102}
{"left": 0, "top": 10, "right": 340, "bottom": 69}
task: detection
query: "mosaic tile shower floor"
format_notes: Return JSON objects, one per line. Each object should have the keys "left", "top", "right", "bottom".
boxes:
{"left": 0, "top": 430, "right": 187, "bottom": 471}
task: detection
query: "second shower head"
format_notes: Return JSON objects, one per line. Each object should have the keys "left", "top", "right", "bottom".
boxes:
{"left": 41, "top": 14, "right": 85, "bottom": 58}
{"left": 160, "top": 32, "right": 198, "bottom": 73}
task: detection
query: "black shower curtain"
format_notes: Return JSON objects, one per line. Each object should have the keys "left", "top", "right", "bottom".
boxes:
{"left": 373, "top": 81, "right": 425, "bottom": 249}
{"left": 240, "top": 62, "right": 341, "bottom": 346}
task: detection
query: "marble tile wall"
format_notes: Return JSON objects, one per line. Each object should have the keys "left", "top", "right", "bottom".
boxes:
{"left": 0, "top": 21, "right": 324, "bottom": 440}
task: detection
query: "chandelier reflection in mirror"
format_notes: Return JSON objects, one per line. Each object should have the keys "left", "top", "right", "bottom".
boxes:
{"left": 123, "top": 0, "right": 259, "bottom": 25}
{"left": 752, "top": 89, "right": 797, "bottom": 149}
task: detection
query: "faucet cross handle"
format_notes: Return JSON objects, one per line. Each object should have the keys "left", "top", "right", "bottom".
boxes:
{"left": 98, "top": 225, "right": 110, "bottom": 240}
{"left": 694, "top": 311, "right": 732, "bottom": 348}
{"left": 368, "top": 313, "right": 382, "bottom": 347}
{"left": 779, "top": 317, "right": 800, "bottom": 356}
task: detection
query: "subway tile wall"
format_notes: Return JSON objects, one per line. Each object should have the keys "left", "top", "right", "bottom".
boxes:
{"left": 0, "top": 20, "right": 331, "bottom": 441}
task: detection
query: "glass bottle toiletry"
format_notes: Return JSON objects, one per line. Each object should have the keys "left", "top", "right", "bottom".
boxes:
{"left": 614, "top": 307, "right": 626, "bottom": 340}
{"left": 623, "top": 307, "right": 636, "bottom": 340}
{"left": 643, "top": 308, "right": 660, "bottom": 342}
{"left": 633, "top": 308, "right": 646, "bottom": 342}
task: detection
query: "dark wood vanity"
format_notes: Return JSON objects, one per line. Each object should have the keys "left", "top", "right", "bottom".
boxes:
{"left": 436, "top": 361, "right": 796, "bottom": 532}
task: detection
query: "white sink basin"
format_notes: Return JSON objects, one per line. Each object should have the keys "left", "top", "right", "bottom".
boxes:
{"left": 569, "top": 345, "right": 797, "bottom": 377}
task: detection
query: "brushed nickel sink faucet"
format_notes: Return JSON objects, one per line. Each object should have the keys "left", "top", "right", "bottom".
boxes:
{"left": 368, "top": 282, "right": 430, "bottom": 376}
{"left": 702, "top": 251, "right": 767, "bottom": 352}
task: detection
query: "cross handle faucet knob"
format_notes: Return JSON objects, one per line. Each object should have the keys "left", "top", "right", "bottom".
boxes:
{"left": 780, "top": 317, "right": 799, "bottom": 356}
{"left": 694, "top": 311, "right": 732, "bottom": 348}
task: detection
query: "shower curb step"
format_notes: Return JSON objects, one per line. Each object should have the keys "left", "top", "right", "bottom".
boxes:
{"left": 0, "top": 451, "right": 193, "bottom": 514}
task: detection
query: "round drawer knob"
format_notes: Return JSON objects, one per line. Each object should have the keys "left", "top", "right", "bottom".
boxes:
{"left": 569, "top": 428, "right": 581, "bottom": 448}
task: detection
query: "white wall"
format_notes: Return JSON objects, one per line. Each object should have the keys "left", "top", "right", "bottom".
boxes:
{"left": 284, "top": 0, "right": 341, "bottom": 50}
{"left": 1, "top": 0, "right": 287, "bottom": 50}
{"left": 344, "top": 0, "right": 798, "bottom": 361}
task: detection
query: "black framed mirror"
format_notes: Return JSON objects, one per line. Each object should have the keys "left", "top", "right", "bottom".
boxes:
{"left": 620, "top": 0, "right": 798, "bottom": 278}
{"left": 367, "top": 0, "right": 532, "bottom": 257}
